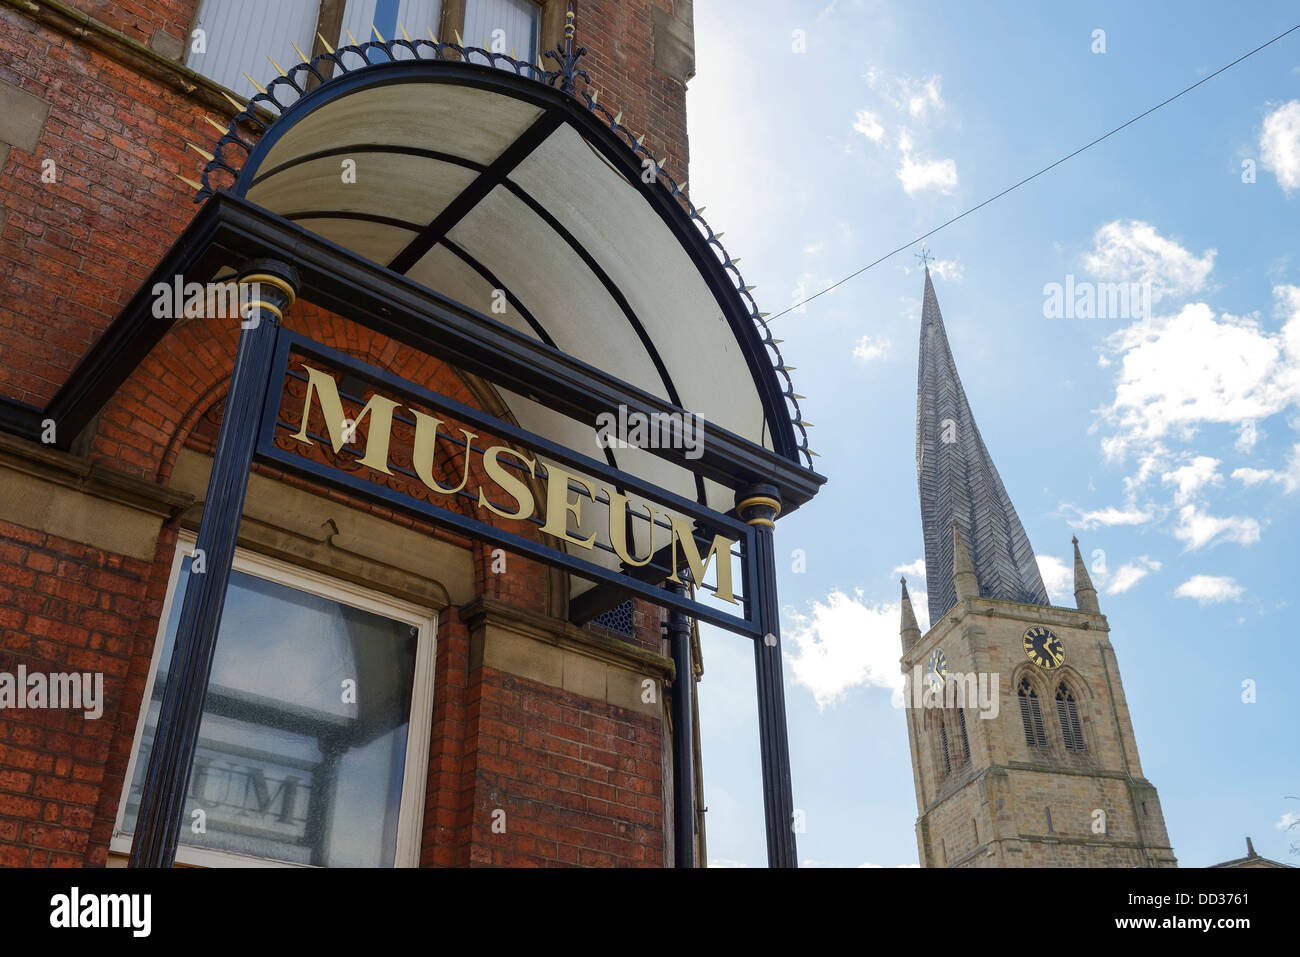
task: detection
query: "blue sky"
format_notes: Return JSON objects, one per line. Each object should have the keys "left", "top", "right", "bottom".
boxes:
{"left": 683, "top": 0, "right": 1300, "bottom": 867}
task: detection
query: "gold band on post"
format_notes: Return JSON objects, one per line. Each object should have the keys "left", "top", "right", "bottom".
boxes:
{"left": 737, "top": 494, "right": 781, "bottom": 521}
{"left": 243, "top": 299, "right": 284, "bottom": 321}
{"left": 240, "top": 272, "right": 297, "bottom": 306}
{"left": 745, "top": 517, "right": 775, "bottom": 528}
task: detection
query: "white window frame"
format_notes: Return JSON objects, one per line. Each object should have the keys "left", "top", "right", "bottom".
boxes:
{"left": 110, "top": 532, "right": 438, "bottom": 868}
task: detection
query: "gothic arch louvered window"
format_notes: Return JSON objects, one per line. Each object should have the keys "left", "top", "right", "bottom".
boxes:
{"left": 1018, "top": 678, "right": 1047, "bottom": 748}
{"left": 938, "top": 715, "right": 952, "bottom": 776}
{"left": 957, "top": 708, "right": 971, "bottom": 763}
{"left": 1056, "top": 683, "right": 1087, "bottom": 752}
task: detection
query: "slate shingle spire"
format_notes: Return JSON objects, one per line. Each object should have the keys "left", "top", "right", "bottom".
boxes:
{"left": 915, "top": 267, "right": 1049, "bottom": 623}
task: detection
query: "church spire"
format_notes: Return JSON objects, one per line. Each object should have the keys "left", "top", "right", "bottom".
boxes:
{"left": 900, "top": 577, "right": 922, "bottom": 651}
{"left": 1072, "top": 536, "right": 1101, "bottom": 614}
{"left": 915, "top": 267, "right": 1049, "bottom": 622}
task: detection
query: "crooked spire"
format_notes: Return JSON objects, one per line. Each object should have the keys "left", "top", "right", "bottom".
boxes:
{"left": 915, "top": 267, "right": 1049, "bottom": 622}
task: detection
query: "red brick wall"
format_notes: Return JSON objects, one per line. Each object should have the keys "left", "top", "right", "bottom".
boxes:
{"left": 460, "top": 669, "right": 662, "bottom": 866}
{"left": 0, "top": 519, "right": 156, "bottom": 867}
{"left": 64, "top": 0, "right": 197, "bottom": 46}
{"left": 0, "top": 5, "right": 211, "bottom": 406}
{"left": 578, "top": 0, "right": 691, "bottom": 181}
{"left": 0, "top": 0, "right": 686, "bottom": 867}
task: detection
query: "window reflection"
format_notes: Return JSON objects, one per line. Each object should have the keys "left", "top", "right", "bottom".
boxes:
{"left": 123, "top": 558, "right": 418, "bottom": 867}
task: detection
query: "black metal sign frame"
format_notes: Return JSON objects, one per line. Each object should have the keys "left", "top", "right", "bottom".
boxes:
{"left": 257, "top": 329, "right": 762, "bottom": 638}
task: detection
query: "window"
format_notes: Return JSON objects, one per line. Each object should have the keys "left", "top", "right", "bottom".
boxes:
{"left": 340, "top": 0, "right": 445, "bottom": 60}
{"left": 186, "top": 0, "right": 545, "bottom": 102}
{"left": 1018, "top": 677, "right": 1047, "bottom": 748}
{"left": 186, "top": 0, "right": 323, "bottom": 101}
{"left": 112, "top": 536, "right": 437, "bottom": 867}
{"left": 462, "top": 0, "right": 542, "bottom": 67}
{"left": 1056, "top": 683, "right": 1086, "bottom": 752}
{"left": 957, "top": 708, "right": 971, "bottom": 763}
{"left": 938, "top": 715, "right": 951, "bottom": 776}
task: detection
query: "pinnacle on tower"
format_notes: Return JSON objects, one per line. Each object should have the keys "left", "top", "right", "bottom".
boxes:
{"left": 915, "top": 269, "right": 1050, "bottom": 620}
{"left": 1072, "top": 535, "right": 1101, "bottom": 614}
{"left": 900, "top": 577, "right": 922, "bottom": 650}
{"left": 952, "top": 520, "right": 978, "bottom": 604}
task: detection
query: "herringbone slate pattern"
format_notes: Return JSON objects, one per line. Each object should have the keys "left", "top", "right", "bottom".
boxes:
{"left": 915, "top": 270, "right": 1050, "bottom": 622}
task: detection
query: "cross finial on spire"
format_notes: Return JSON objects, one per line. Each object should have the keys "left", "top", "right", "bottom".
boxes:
{"left": 915, "top": 242, "right": 933, "bottom": 269}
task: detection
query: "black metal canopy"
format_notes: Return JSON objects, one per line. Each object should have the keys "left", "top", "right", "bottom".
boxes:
{"left": 210, "top": 31, "right": 815, "bottom": 470}
{"left": 48, "top": 29, "right": 824, "bottom": 509}
{"left": 44, "top": 30, "right": 826, "bottom": 616}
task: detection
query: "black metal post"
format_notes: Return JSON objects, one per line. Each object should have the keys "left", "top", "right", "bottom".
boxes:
{"left": 129, "top": 260, "right": 298, "bottom": 868}
{"left": 665, "top": 581, "right": 696, "bottom": 868}
{"left": 736, "top": 484, "right": 797, "bottom": 868}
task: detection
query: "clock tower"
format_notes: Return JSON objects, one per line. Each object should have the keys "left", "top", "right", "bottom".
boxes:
{"left": 900, "top": 267, "right": 1177, "bottom": 867}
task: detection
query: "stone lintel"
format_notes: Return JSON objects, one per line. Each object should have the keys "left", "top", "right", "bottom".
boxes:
{"left": 0, "top": 431, "right": 191, "bottom": 560}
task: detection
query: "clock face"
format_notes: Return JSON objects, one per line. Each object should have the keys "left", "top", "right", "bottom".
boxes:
{"left": 926, "top": 649, "right": 948, "bottom": 693}
{"left": 1023, "top": 626, "right": 1065, "bottom": 670}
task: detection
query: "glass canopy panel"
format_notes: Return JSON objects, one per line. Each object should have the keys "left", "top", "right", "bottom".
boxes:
{"left": 404, "top": 244, "right": 543, "bottom": 341}
{"left": 253, "top": 82, "right": 544, "bottom": 171}
{"left": 444, "top": 184, "right": 668, "bottom": 398}
{"left": 245, "top": 152, "right": 478, "bottom": 229}
{"left": 507, "top": 124, "right": 766, "bottom": 442}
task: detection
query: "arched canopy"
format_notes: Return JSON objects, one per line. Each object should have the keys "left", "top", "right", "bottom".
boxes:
{"left": 201, "top": 39, "right": 816, "bottom": 517}
{"left": 46, "top": 35, "right": 825, "bottom": 620}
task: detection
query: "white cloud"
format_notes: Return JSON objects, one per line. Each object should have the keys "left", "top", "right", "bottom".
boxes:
{"left": 928, "top": 258, "right": 964, "bottom": 282}
{"left": 893, "top": 558, "right": 926, "bottom": 580}
{"left": 864, "top": 69, "right": 945, "bottom": 119}
{"left": 857, "top": 74, "right": 956, "bottom": 196}
{"left": 785, "top": 589, "right": 927, "bottom": 709}
{"left": 1174, "top": 575, "right": 1245, "bottom": 604}
{"left": 803, "top": 241, "right": 825, "bottom": 256}
{"left": 1260, "top": 100, "right": 1300, "bottom": 193}
{"left": 896, "top": 151, "right": 958, "bottom": 195}
{"left": 853, "top": 335, "right": 890, "bottom": 361}
{"left": 1236, "top": 420, "right": 1261, "bottom": 452}
{"left": 1107, "top": 557, "right": 1161, "bottom": 595}
{"left": 1173, "top": 505, "right": 1261, "bottom": 551}
{"left": 708, "top": 858, "right": 747, "bottom": 868}
{"left": 1084, "top": 220, "right": 1215, "bottom": 305}
{"left": 1036, "top": 555, "right": 1072, "bottom": 604}
{"left": 1062, "top": 504, "right": 1156, "bottom": 529}
{"left": 1232, "top": 440, "right": 1300, "bottom": 493}
{"left": 1276, "top": 812, "right": 1300, "bottom": 831}
{"left": 1161, "top": 456, "right": 1222, "bottom": 504}
{"left": 1099, "top": 286, "right": 1300, "bottom": 456}
{"left": 909, "top": 77, "right": 944, "bottom": 118}
{"left": 852, "top": 109, "right": 885, "bottom": 142}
